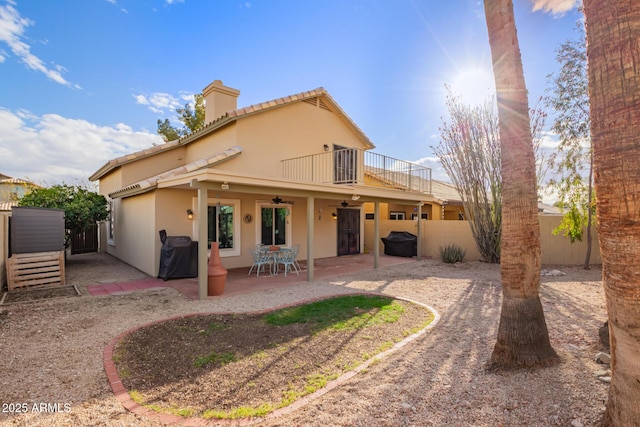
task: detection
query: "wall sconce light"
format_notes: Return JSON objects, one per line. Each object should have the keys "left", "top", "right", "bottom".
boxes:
{"left": 332, "top": 213, "right": 337, "bottom": 220}
{"left": 351, "top": 194, "right": 360, "bottom": 201}
{"left": 341, "top": 200, "right": 349, "bottom": 208}
{"left": 186, "top": 209, "right": 194, "bottom": 220}
{"left": 323, "top": 144, "right": 330, "bottom": 151}
{"left": 221, "top": 182, "right": 230, "bottom": 190}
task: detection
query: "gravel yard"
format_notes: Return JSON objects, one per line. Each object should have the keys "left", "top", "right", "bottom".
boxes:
{"left": 0, "top": 252, "right": 608, "bottom": 426}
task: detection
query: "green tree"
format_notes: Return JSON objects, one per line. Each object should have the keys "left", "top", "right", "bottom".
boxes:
{"left": 18, "top": 185, "right": 109, "bottom": 248}
{"left": 157, "top": 93, "right": 205, "bottom": 141}
{"left": 544, "top": 22, "right": 595, "bottom": 269}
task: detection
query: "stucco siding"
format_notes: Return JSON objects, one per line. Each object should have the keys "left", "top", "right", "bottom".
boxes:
{"left": 107, "top": 192, "right": 157, "bottom": 276}
{"left": 120, "top": 146, "right": 187, "bottom": 188}
{"left": 364, "top": 216, "right": 601, "bottom": 265}
{"left": 213, "top": 102, "right": 368, "bottom": 179}
{"left": 98, "top": 168, "right": 123, "bottom": 196}
{"left": 184, "top": 123, "right": 237, "bottom": 166}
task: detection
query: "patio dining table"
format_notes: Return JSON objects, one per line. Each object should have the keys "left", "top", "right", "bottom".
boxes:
{"left": 260, "top": 246, "right": 293, "bottom": 275}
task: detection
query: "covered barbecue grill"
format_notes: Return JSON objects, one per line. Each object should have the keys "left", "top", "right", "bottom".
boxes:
{"left": 158, "top": 230, "right": 198, "bottom": 280}
{"left": 381, "top": 231, "right": 417, "bottom": 257}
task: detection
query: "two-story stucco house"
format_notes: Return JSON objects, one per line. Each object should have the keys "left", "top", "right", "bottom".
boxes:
{"left": 90, "top": 79, "right": 442, "bottom": 298}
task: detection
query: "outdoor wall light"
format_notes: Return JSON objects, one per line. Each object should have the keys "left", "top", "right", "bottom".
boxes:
{"left": 351, "top": 194, "right": 360, "bottom": 201}
{"left": 332, "top": 213, "right": 337, "bottom": 220}
{"left": 341, "top": 200, "right": 349, "bottom": 208}
{"left": 186, "top": 209, "right": 194, "bottom": 220}
{"left": 221, "top": 182, "right": 230, "bottom": 190}
{"left": 323, "top": 144, "right": 330, "bottom": 151}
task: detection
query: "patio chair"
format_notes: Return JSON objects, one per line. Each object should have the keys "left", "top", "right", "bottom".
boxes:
{"left": 248, "top": 246, "right": 274, "bottom": 277}
{"left": 276, "top": 247, "right": 300, "bottom": 277}
{"left": 291, "top": 244, "right": 302, "bottom": 272}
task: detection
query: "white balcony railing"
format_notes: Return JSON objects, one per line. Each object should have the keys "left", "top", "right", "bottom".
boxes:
{"left": 281, "top": 149, "right": 432, "bottom": 193}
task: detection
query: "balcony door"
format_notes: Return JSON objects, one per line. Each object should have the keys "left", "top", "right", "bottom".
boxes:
{"left": 333, "top": 145, "right": 357, "bottom": 184}
{"left": 337, "top": 208, "right": 360, "bottom": 256}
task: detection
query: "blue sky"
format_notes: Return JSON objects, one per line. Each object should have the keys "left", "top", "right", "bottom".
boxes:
{"left": 0, "top": 0, "right": 582, "bottom": 187}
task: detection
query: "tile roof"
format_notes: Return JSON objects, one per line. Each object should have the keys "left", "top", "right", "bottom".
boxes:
{"left": 0, "top": 201, "right": 17, "bottom": 211}
{"left": 109, "top": 146, "right": 242, "bottom": 198}
{"left": 429, "top": 180, "right": 463, "bottom": 204}
{"left": 90, "top": 87, "right": 374, "bottom": 181}
{"left": 0, "top": 177, "right": 40, "bottom": 186}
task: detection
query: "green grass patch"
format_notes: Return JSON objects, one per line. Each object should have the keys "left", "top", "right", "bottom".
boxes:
{"left": 130, "top": 390, "right": 195, "bottom": 417}
{"left": 198, "top": 321, "right": 228, "bottom": 335}
{"left": 193, "top": 351, "right": 236, "bottom": 368}
{"left": 203, "top": 403, "right": 274, "bottom": 419}
{"left": 264, "top": 295, "right": 403, "bottom": 331}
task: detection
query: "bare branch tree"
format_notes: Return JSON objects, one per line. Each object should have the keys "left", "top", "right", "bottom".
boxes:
{"left": 433, "top": 89, "right": 502, "bottom": 263}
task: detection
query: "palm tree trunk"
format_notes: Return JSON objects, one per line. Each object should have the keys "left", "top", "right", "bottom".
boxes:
{"left": 584, "top": 149, "right": 593, "bottom": 270}
{"left": 483, "top": 0, "right": 558, "bottom": 369}
{"left": 583, "top": 1, "right": 640, "bottom": 425}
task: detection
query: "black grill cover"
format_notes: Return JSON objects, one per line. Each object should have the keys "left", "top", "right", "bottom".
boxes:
{"left": 158, "top": 230, "right": 198, "bottom": 280}
{"left": 381, "top": 231, "right": 417, "bottom": 257}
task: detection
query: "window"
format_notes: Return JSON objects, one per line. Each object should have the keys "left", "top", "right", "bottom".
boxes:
{"left": 389, "top": 211, "right": 405, "bottom": 220}
{"left": 365, "top": 213, "right": 375, "bottom": 220}
{"left": 195, "top": 198, "right": 241, "bottom": 257}
{"left": 258, "top": 204, "right": 291, "bottom": 246}
{"left": 207, "top": 204, "right": 234, "bottom": 249}
{"left": 107, "top": 198, "right": 115, "bottom": 245}
{"left": 458, "top": 212, "right": 465, "bottom": 221}
{"left": 411, "top": 213, "right": 429, "bottom": 220}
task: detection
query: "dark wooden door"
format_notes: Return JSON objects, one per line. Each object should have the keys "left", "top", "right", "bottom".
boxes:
{"left": 337, "top": 209, "right": 360, "bottom": 256}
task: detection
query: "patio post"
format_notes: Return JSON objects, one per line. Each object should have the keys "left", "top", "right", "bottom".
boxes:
{"left": 307, "top": 196, "right": 314, "bottom": 281}
{"left": 197, "top": 187, "right": 208, "bottom": 300}
{"left": 416, "top": 203, "right": 423, "bottom": 260}
{"left": 374, "top": 201, "right": 380, "bottom": 269}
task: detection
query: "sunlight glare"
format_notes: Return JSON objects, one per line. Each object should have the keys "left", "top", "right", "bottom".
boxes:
{"left": 450, "top": 67, "right": 496, "bottom": 106}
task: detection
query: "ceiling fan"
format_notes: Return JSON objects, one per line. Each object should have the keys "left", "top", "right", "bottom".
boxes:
{"left": 271, "top": 195, "right": 295, "bottom": 205}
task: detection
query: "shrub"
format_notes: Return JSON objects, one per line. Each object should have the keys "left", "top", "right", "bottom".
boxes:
{"left": 439, "top": 244, "right": 466, "bottom": 263}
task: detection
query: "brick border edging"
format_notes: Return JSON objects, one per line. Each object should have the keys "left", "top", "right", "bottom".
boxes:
{"left": 103, "top": 292, "right": 441, "bottom": 426}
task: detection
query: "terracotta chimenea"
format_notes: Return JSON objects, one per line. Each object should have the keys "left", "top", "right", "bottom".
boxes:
{"left": 207, "top": 242, "right": 227, "bottom": 296}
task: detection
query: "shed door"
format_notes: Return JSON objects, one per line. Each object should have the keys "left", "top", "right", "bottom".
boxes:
{"left": 337, "top": 209, "right": 360, "bottom": 256}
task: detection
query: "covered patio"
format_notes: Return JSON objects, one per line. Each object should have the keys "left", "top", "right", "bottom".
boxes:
{"left": 87, "top": 253, "right": 416, "bottom": 299}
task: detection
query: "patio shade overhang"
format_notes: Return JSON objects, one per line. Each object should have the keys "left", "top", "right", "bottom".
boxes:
{"left": 156, "top": 168, "right": 435, "bottom": 206}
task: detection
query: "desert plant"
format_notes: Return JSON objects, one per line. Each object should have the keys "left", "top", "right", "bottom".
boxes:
{"left": 439, "top": 244, "right": 466, "bottom": 263}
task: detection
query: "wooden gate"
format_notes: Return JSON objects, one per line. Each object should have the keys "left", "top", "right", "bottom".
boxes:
{"left": 71, "top": 224, "right": 98, "bottom": 255}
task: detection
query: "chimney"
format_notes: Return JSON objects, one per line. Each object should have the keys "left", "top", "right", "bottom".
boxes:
{"left": 202, "top": 80, "right": 240, "bottom": 123}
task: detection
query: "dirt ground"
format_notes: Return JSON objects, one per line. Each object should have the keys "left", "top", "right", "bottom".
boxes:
{"left": 114, "top": 297, "right": 433, "bottom": 419}
{"left": 0, "top": 252, "right": 608, "bottom": 426}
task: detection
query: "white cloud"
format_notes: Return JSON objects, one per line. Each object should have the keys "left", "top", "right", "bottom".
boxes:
{"left": 133, "top": 92, "right": 181, "bottom": 114}
{"left": 411, "top": 155, "right": 451, "bottom": 182}
{"left": 0, "top": 2, "right": 79, "bottom": 88}
{"left": 531, "top": 0, "right": 580, "bottom": 16}
{"left": 0, "top": 108, "right": 164, "bottom": 185}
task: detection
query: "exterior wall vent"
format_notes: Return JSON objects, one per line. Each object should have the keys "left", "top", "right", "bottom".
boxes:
{"left": 303, "top": 97, "right": 318, "bottom": 106}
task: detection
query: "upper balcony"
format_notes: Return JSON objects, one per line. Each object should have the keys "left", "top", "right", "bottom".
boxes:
{"left": 281, "top": 148, "right": 432, "bottom": 194}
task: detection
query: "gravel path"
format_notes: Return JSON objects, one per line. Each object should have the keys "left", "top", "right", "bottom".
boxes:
{"left": 0, "top": 252, "right": 608, "bottom": 426}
